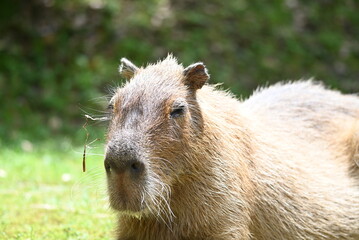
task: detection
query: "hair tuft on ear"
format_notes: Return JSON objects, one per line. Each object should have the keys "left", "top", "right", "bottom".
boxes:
{"left": 119, "top": 58, "right": 139, "bottom": 80}
{"left": 183, "top": 62, "right": 209, "bottom": 90}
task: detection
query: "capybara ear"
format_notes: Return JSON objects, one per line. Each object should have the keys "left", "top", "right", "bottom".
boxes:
{"left": 183, "top": 62, "right": 209, "bottom": 90}
{"left": 119, "top": 58, "right": 139, "bottom": 80}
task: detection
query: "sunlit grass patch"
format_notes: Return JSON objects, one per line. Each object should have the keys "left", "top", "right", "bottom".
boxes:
{"left": 0, "top": 140, "right": 116, "bottom": 240}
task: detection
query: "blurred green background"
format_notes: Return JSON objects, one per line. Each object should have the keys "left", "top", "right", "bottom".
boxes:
{"left": 0, "top": 0, "right": 358, "bottom": 239}
{"left": 1, "top": 0, "right": 358, "bottom": 145}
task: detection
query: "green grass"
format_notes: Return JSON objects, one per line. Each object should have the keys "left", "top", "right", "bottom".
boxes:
{"left": 0, "top": 140, "right": 116, "bottom": 240}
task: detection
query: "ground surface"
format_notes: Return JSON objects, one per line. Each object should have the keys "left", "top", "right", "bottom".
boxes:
{"left": 0, "top": 140, "right": 115, "bottom": 240}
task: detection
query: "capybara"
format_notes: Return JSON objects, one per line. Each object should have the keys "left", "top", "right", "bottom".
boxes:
{"left": 104, "top": 55, "right": 359, "bottom": 240}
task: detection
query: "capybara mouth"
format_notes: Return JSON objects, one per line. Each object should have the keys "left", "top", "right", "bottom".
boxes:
{"left": 106, "top": 170, "right": 173, "bottom": 220}
{"left": 108, "top": 193, "right": 145, "bottom": 213}
{"left": 106, "top": 172, "right": 147, "bottom": 213}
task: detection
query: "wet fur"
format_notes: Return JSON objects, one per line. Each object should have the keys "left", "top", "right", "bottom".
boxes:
{"left": 107, "top": 57, "right": 359, "bottom": 240}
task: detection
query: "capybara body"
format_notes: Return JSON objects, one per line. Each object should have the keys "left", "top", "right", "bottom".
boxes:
{"left": 104, "top": 55, "right": 359, "bottom": 240}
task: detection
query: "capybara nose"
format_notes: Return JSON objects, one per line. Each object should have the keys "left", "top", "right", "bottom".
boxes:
{"left": 104, "top": 151, "right": 145, "bottom": 176}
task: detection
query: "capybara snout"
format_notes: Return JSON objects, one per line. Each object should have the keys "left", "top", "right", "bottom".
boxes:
{"left": 104, "top": 139, "right": 145, "bottom": 176}
{"left": 104, "top": 151, "right": 142, "bottom": 175}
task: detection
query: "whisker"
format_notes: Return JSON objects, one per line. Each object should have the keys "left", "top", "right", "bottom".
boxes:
{"left": 85, "top": 114, "right": 110, "bottom": 122}
{"left": 144, "top": 172, "right": 175, "bottom": 231}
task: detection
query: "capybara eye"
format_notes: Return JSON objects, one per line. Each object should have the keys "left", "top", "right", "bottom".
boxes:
{"left": 170, "top": 99, "right": 187, "bottom": 119}
{"left": 170, "top": 107, "right": 185, "bottom": 118}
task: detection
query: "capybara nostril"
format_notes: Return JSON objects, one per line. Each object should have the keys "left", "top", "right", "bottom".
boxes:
{"left": 128, "top": 160, "right": 144, "bottom": 175}
{"left": 104, "top": 148, "right": 144, "bottom": 176}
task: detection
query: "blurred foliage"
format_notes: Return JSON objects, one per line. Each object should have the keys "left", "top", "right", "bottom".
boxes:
{"left": 0, "top": 0, "right": 358, "bottom": 144}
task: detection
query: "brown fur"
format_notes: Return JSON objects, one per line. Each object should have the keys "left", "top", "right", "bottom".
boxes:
{"left": 104, "top": 55, "right": 359, "bottom": 240}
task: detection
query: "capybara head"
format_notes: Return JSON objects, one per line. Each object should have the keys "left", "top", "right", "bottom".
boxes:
{"left": 104, "top": 55, "right": 209, "bottom": 216}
